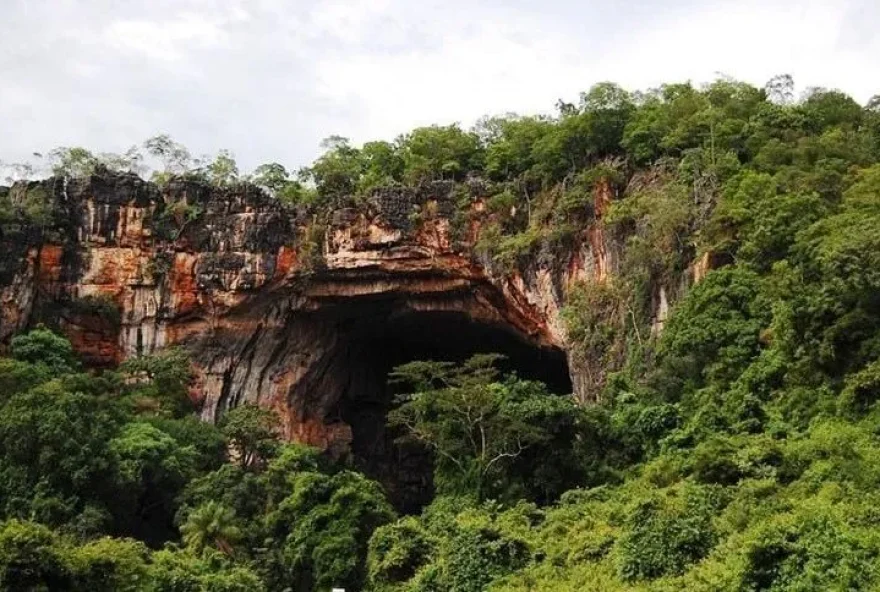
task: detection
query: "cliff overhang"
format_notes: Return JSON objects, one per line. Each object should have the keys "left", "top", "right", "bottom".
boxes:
{"left": 1, "top": 172, "right": 611, "bottom": 503}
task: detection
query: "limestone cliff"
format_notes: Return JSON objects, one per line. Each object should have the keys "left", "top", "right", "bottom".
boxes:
{"left": 0, "top": 170, "right": 689, "bottom": 499}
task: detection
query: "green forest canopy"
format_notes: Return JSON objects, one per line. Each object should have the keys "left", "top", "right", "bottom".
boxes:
{"left": 1, "top": 75, "right": 880, "bottom": 590}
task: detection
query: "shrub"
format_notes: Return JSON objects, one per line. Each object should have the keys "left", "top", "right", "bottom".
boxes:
{"left": 617, "top": 485, "right": 725, "bottom": 581}
{"left": 367, "top": 517, "right": 434, "bottom": 587}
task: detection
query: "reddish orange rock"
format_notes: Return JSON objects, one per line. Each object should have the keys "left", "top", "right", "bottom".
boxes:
{"left": 1, "top": 173, "right": 681, "bottom": 469}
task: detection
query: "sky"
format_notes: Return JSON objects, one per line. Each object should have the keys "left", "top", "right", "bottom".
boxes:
{"left": 2, "top": 0, "right": 878, "bottom": 173}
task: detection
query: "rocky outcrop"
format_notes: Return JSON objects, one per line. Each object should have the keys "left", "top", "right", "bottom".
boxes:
{"left": 1, "top": 171, "right": 686, "bottom": 491}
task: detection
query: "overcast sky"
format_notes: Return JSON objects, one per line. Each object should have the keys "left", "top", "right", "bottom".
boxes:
{"left": 2, "top": 0, "right": 878, "bottom": 172}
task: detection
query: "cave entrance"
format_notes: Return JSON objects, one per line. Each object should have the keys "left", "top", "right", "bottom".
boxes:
{"left": 319, "top": 303, "right": 572, "bottom": 512}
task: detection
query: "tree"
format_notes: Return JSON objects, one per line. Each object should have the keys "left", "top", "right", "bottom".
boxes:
{"left": 260, "top": 443, "right": 324, "bottom": 502}
{"left": 483, "top": 115, "right": 554, "bottom": 182}
{"left": 765, "top": 73, "right": 795, "bottom": 105}
{"left": 523, "top": 84, "right": 634, "bottom": 185}
{"left": 359, "top": 140, "right": 404, "bottom": 191}
{"left": 399, "top": 124, "right": 483, "bottom": 182}
{"left": 617, "top": 485, "right": 723, "bottom": 581}
{"left": 0, "top": 358, "right": 52, "bottom": 402}
{"left": 251, "top": 162, "right": 312, "bottom": 204}
{"left": 120, "top": 347, "right": 194, "bottom": 417}
{"left": 1, "top": 160, "right": 36, "bottom": 184}
{"left": 442, "top": 520, "right": 530, "bottom": 592}
{"left": 264, "top": 470, "right": 395, "bottom": 592}
{"left": 149, "top": 546, "right": 265, "bottom": 591}
{"left": 10, "top": 327, "right": 79, "bottom": 374}
{"left": 800, "top": 87, "right": 864, "bottom": 131}
{"left": 220, "top": 404, "right": 280, "bottom": 470}
{"left": 579, "top": 81, "right": 635, "bottom": 155}
{"left": 388, "top": 354, "right": 578, "bottom": 499}
{"left": 776, "top": 167, "right": 880, "bottom": 379}
{"left": 108, "top": 422, "right": 198, "bottom": 543}
{"left": 176, "top": 465, "right": 267, "bottom": 534}
{"left": 146, "top": 416, "right": 226, "bottom": 473}
{"left": 143, "top": 134, "right": 193, "bottom": 182}
{"left": 180, "top": 501, "right": 242, "bottom": 556}
{"left": 707, "top": 170, "right": 828, "bottom": 268}
{"left": 251, "top": 162, "right": 291, "bottom": 194}
{"left": 207, "top": 150, "right": 239, "bottom": 186}
{"left": 97, "top": 145, "right": 146, "bottom": 176}
{"left": 0, "top": 520, "right": 72, "bottom": 590}
{"left": 71, "top": 536, "right": 150, "bottom": 592}
{"left": 48, "top": 147, "right": 99, "bottom": 177}
{"left": 657, "top": 267, "right": 769, "bottom": 398}
{"left": 308, "top": 135, "right": 365, "bottom": 198}
{"left": 0, "top": 384, "right": 121, "bottom": 526}
{"left": 367, "top": 516, "right": 434, "bottom": 587}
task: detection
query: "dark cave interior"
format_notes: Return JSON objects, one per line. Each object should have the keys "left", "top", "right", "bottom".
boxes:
{"left": 317, "top": 301, "right": 572, "bottom": 512}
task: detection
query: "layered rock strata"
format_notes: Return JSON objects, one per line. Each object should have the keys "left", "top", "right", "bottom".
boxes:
{"left": 1, "top": 172, "right": 676, "bottom": 478}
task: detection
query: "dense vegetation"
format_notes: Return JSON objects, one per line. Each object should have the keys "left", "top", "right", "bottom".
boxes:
{"left": 0, "top": 328, "right": 399, "bottom": 591}
{"left": 2, "top": 74, "right": 880, "bottom": 590}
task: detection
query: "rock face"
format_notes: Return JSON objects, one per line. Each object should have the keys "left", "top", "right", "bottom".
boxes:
{"left": 0, "top": 170, "right": 669, "bottom": 506}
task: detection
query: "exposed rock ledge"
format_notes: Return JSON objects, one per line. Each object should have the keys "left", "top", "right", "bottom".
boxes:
{"left": 0, "top": 171, "right": 679, "bottom": 477}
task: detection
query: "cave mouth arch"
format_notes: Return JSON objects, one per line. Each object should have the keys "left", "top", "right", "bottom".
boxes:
{"left": 309, "top": 302, "right": 572, "bottom": 512}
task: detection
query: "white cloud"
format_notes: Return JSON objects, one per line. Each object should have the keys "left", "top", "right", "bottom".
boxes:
{"left": 313, "top": 20, "right": 578, "bottom": 140}
{"left": 103, "top": 9, "right": 246, "bottom": 62}
{"left": 0, "top": 0, "right": 877, "bottom": 174}
{"left": 308, "top": 0, "right": 396, "bottom": 43}
{"left": 104, "top": 17, "right": 225, "bottom": 61}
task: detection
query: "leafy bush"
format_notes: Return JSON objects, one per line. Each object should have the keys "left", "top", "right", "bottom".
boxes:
{"left": 11, "top": 326, "right": 80, "bottom": 374}
{"left": 616, "top": 484, "right": 725, "bottom": 580}
{"left": 367, "top": 517, "right": 434, "bottom": 587}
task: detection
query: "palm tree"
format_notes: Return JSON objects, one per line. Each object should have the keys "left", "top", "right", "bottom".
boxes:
{"left": 180, "top": 501, "right": 241, "bottom": 556}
